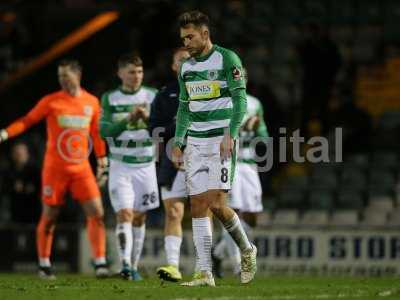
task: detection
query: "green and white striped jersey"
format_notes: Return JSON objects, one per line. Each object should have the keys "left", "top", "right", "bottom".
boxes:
{"left": 239, "top": 94, "right": 268, "bottom": 164}
{"left": 100, "top": 86, "right": 157, "bottom": 167}
{"left": 175, "top": 44, "right": 247, "bottom": 144}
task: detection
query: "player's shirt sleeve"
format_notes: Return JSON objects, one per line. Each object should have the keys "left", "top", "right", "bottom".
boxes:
{"left": 256, "top": 101, "right": 269, "bottom": 138}
{"left": 174, "top": 71, "right": 190, "bottom": 147}
{"left": 223, "top": 50, "right": 247, "bottom": 139}
{"left": 90, "top": 98, "right": 107, "bottom": 158}
{"left": 99, "top": 92, "right": 128, "bottom": 139}
{"left": 5, "top": 96, "right": 51, "bottom": 138}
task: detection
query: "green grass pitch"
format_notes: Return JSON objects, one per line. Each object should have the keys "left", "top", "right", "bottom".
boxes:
{"left": 0, "top": 274, "right": 399, "bottom": 300}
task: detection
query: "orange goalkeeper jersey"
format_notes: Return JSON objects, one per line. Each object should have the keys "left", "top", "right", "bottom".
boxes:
{"left": 6, "top": 89, "right": 106, "bottom": 170}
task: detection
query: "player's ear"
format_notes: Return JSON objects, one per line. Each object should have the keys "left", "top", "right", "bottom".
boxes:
{"left": 203, "top": 28, "right": 209, "bottom": 40}
{"left": 117, "top": 68, "right": 123, "bottom": 80}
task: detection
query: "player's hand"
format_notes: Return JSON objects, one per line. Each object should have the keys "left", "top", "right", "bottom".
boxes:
{"left": 0, "top": 129, "right": 8, "bottom": 144}
{"left": 171, "top": 146, "right": 184, "bottom": 170}
{"left": 129, "top": 106, "right": 148, "bottom": 122}
{"left": 96, "top": 156, "right": 109, "bottom": 187}
{"left": 135, "top": 106, "right": 149, "bottom": 121}
{"left": 244, "top": 116, "right": 260, "bottom": 132}
{"left": 220, "top": 135, "right": 234, "bottom": 161}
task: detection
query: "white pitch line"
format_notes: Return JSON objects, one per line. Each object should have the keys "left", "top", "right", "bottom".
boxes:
{"left": 175, "top": 294, "right": 368, "bottom": 300}
{"left": 378, "top": 290, "right": 394, "bottom": 297}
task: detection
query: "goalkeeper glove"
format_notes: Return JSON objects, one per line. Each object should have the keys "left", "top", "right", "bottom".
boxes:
{"left": 0, "top": 129, "right": 8, "bottom": 143}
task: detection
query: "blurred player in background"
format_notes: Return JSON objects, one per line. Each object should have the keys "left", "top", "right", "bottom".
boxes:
{"left": 172, "top": 11, "right": 257, "bottom": 287}
{"left": 0, "top": 59, "right": 109, "bottom": 279}
{"left": 213, "top": 70, "right": 269, "bottom": 276}
{"left": 150, "top": 47, "right": 204, "bottom": 282}
{"left": 100, "top": 54, "right": 159, "bottom": 281}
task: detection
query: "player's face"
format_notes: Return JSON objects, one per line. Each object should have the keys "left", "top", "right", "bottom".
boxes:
{"left": 118, "top": 64, "right": 143, "bottom": 91}
{"left": 180, "top": 24, "right": 209, "bottom": 57}
{"left": 12, "top": 144, "right": 29, "bottom": 165}
{"left": 172, "top": 50, "right": 190, "bottom": 73}
{"left": 58, "top": 66, "right": 81, "bottom": 92}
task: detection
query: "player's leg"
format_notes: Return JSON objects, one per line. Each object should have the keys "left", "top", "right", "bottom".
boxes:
{"left": 131, "top": 211, "right": 145, "bottom": 280}
{"left": 108, "top": 160, "right": 135, "bottom": 280}
{"left": 207, "top": 144, "right": 257, "bottom": 284}
{"left": 181, "top": 143, "right": 215, "bottom": 287}
{"left": 208, "top": 190, "right": 256, "bottom": 283}
{"left": 37, "top": 167, "right": 66, "bottom": 279}
{"left": 115, "top": 209, "right": 134, "bottom": 279}
{"left": 131, "top": 163, "right": 160, "bottom": 280}
{"left": 80, "top": 197, "right": 108, "bottom": 278}
{"left": 157, "top": 170, "right": 186, "bottom": 281}
{"left": 213, "top": 168, "right": 242, "bottom": 277}
{"left": 239, "top": 163, "right": 264, "bottom": 240}
{"left": 72, "top": 169, "right": 108, "bottom": 278}
{"left": 157, "top": 198, "right": 184, "bottom": 281}
{"left": 37, "top": 203, "right": 61, "bottom": 280}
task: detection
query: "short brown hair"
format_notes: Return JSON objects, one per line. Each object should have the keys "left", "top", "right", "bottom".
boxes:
{"left": 118, "top": 53, "right": 143, "bottom": 69}
{"left": 178, "top": 10, "right": 209, "bottom": 28}
{"left": 58, "top": 59, "right": 82, "bottom": 73}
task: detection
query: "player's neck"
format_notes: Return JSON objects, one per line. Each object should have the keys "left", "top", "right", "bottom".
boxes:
{"left": 65, "top": 86, "right": 81, "bottom": 97}
{"left": 199, "top": 41, "right": 213, "bottom": 57}
{"left": 121, "top": 84, "right": 140, "bottom": 94}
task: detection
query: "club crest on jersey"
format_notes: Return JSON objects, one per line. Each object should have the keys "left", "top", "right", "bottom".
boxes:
{"left": 207, "top": 69, "right": 218, "bottom": 80}
{"left": 84, "top": 105, "right": 93, "bottom": 116}
{"left": 232, "top": 66, "right": 243, "bottom": 81}
{"left": 43, "top": 185, "right": 53, "bottom": 197}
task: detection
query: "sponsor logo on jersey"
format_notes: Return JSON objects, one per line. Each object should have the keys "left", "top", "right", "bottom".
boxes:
{"left": 232, "top": 66, "right": 243, "bottom": 81}
{"left": 57, "top": 115, "right": 91, "bottom": 129}
{"left": 83, "top": 105, "right": 93, "bottom": 116}
{"left": 112, "top": 112, "right": 129, "bottom": 122}
{"left": 43, "top": 185, "right": 53, "bottom": 197}
{"left": 186, "top": 81, "right": 221, "bottom": 100}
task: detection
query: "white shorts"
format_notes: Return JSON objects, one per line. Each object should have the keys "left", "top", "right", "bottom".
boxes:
{"left": 230, "top": 162, "right": 263, "bottom": 213}
{"left": 185, "top": 138, "right": 237, "bottom": 196}
{"left": 108, "top": 159, "right": 160, "bottom": 212}
{"left": 160, "top": 170, "right": 188, "bottom": 200}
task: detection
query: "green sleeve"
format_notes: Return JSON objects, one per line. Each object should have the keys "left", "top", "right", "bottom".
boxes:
{"left": 99, "top": 93, "right": 128, "bottom": 138}
{"left": 224, "top": 50, "right": 247, "bottom": 138}
{"left": 256, "top": 101, "right": 269, "bottom": 138}
{"left": 174, "top": 72, "right": 190, "bottom": 147}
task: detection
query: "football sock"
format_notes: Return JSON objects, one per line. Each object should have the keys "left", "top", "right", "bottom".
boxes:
{"left": 192, "top": 217, "right": 212, "bottom": 273}
{"left": 165, "top": 235, "right": 182, "bottom": 268}
{"left": 132, "top": 224, "right": 145, "bottom": 270}
{"left": 116, "top": 222, "right": 133, "bottom": 267}
{"left": 221, "top": 213, "right": 252, "bottom": 252}
{"left": 87, "top": 216, "right": 106, "bottom": 262}
{"left": 37, "top": 215, "right": 55, "bottom": 266}
{"left": 223, "top": 228, "right": 241, "bottom": 274}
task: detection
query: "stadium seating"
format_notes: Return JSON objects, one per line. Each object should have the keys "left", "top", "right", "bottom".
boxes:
{"left": 330, "top": 210, "right": 359, "bottom": 226}
{"left": 271, "top": 209, "right": 300, "bottom": 226}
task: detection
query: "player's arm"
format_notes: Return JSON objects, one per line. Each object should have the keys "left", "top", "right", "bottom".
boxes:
{"left": 99, "top": 92, "right": 129, "bottom": 139}
{"left": 224, "top": 50, "right": 247, "bottom": 139}
{"left": 91, "top": 100, "right": 108, "bottom": 185}
{"left": 0, "top": 97, "right": 50, "bottom": 143}
{"left": 91, "top": 100, "right": 107, "bottom": 158}
{"left": 173, "top": 72, "right": 190, "bottom": 148}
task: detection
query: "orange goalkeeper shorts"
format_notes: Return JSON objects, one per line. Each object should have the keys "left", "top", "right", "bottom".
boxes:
{"left": 41, "top": 164, "right": 101, "bottom": 206}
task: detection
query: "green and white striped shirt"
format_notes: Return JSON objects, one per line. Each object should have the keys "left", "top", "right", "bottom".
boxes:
{"left": 100, "top": 86, "right": 157, "bottom": 167}
{"left": 239, "top": 94, "right": 268, "bottom": 164}
{"left": 175, "top": 44, "right": 247, "bottom": 145}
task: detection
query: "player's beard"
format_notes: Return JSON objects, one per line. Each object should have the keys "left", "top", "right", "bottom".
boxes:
{"left": 191, "top": 42, "right": 206, "bottom": 58}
